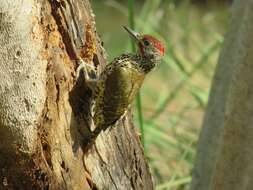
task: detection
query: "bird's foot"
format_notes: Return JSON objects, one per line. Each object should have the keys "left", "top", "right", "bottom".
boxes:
{"left": 76, "top": 58, "right": 98, "bottom": 93}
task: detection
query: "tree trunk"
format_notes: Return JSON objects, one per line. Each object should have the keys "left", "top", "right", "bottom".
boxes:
{"left": 191, "top": 0, "right": 253, "bottom": 190}
{"left": 0, "top": 0, "right": 153, "bottom": 189}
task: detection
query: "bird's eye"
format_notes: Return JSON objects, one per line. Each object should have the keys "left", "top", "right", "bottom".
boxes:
{"left": 143, "top": 40, "right": 150, "bottom": 46}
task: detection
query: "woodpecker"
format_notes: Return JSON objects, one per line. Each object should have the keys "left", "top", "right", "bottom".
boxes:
{"left": 78, "top": 26, "right": 165, "bottom": 146}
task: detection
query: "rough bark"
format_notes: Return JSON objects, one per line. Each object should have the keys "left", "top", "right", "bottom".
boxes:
{"left": 191, "top": 1, "right": 253, "bottom": 190}
{"left": 0, "top": 0, "right": 153, "bottom": 189}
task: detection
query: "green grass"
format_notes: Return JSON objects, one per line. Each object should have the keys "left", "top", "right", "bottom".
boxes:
{"left": 93, "top": 0, "right": 229, "bottom": 189}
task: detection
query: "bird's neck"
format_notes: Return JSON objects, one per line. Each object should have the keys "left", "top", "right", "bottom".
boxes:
{"left": 139, "top": 54, "right": 158, "bottom": 73}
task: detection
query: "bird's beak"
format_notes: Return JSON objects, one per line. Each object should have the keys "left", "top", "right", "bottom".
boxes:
{"left": 123, "top": 26, "right": 141, "bottom": 42}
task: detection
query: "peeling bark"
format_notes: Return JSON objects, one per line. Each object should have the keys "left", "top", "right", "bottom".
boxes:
{"left": 0, "top": 0, "right": 153, "bottom": 189}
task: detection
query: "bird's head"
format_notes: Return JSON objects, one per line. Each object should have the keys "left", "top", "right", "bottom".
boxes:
{"left": 123, "top": 26, "right": 165, "bottom": 64}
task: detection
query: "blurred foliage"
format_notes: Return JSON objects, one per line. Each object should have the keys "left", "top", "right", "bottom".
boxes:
{"left": 92, "top": 0, "right": 230, "bottom": 189}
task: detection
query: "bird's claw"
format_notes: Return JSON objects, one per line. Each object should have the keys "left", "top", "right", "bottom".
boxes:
{"left": 76, "top": 58, "right": 98, "bottom": 92}
{"left": 76, "top": 58, "right": 96, "bottom": 81}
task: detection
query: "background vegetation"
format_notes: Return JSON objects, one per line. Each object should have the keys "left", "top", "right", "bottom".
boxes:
{"left": 92, "top": 1, "right": 230, "bottom": 189}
